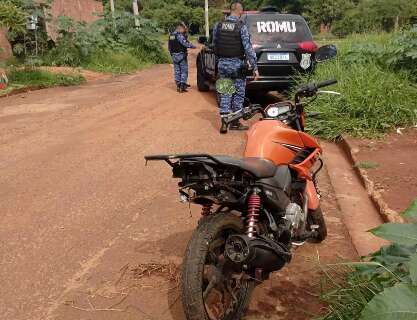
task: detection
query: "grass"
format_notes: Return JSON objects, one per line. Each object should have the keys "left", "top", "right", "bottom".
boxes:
{"left": 83, "top": 51, "right": 153, "bottom": 74}
{"left": 6, "top": 68, "right": 86, "bottom": 89}
{"left": 300, "top": 33, "right": 417, "bottom": 140}
{"left": 354, "top": 161, "right": 379, "bottom": 169}
{"left": 317, "top": 264, "right": 383, "bottom": 320}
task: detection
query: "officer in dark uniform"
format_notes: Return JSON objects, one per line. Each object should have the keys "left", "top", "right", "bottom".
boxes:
{"left": 168, "top": 23, "right": 196, "bottom": 93}
{"left": 213, "top": 2, "right": 259, "bottom": 133}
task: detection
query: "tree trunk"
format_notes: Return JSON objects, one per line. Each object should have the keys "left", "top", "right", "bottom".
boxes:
{"left": 394, "top": 15, "right": 399, "bottom": 31}
{"left": 320, "top": 23, "right": 330, "bottom": 34}
{"left": 0, "top": 28, "right": 12, "bottom": 61}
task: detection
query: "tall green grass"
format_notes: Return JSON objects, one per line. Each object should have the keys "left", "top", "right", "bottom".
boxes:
{"left": 83, "top": 51, "right": 151, "bottom": 74}
{"left": 302, "top": 33, "right": 417, "bottom": 140}
{"left": 7, "top": 68, "right": 86, "bottom": 88}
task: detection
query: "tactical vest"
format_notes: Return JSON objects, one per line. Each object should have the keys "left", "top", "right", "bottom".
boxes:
{"left": 214, "top": 20, "right": 245, "bottom": 58}
{"left": 168, "top": 33, "right": 187, "bottom": 53}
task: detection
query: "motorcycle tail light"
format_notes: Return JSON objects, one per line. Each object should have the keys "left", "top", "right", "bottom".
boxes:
{"left": 298, "top": 41, "right": 318, "bottom": 53}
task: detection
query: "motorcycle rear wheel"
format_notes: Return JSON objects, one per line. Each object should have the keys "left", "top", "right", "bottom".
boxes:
{"left": 181, "top": 212, "right": 255, "bottom": 320}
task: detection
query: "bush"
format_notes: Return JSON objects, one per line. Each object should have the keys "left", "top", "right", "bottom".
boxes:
{"left": 385, "top": 27, "right": 417, "bottom": 79}
{"left": 7, "top": 68, "right": 85, "bottom": 88}
{"left": 44, "top": 12, "right": 169, "bottom": 71}
{"left": 299, "top": 33, "right": 417, "bottom": 140}
{"left": 84, "top": 51, "right": 150, "bottom": 74}
{"left": 141, "top": 0, "right": 223, "bottom": 33}
{"left": 345, "top": 27, "right": 417, "bottom": 79}
{"left": 318, "top": 199, "right": 417, "bottom": 320}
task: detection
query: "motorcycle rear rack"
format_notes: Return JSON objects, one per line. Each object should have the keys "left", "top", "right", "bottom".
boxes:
{"left": 145, "top": 154, "right": 223, "bottom": 167}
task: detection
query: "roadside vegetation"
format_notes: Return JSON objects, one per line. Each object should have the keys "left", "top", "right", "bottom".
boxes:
{"left": 301, "top": 28, "right": 417, "bottom": 140}
{"left": 0, "top": 0, "right": 169, "bottom": 93}
{"left": 7, "top": 68, "right": 85, "bottom": 87}
{"left": 318, "top": 199, "right": 417, "bottom": 320}
{"left": 43, "top": 14, "right": 169, "bottom": 74}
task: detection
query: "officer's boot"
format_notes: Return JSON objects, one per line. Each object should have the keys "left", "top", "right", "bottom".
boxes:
{"left": 229, "top": 119, "right": 249, "bottom": 131}
{"left": 176, "top": 82, "right": 181, "bottom": 93}
{"left": 181, "top": 83, "right": 188, "bottom": 92}
{"left": 220, "top": 113, "right": 229, "bottom": 134}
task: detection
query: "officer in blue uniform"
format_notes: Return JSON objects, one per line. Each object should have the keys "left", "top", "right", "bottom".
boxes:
{"left": 213, "top": 2, "right": 259, "bottom": 133}
{"left": 168, "top": 23, "right": 196, "bottom": 93}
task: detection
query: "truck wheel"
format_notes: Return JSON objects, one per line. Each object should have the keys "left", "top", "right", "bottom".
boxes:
{"left": 197, "top": 56, "right": 210, "bottom": 92}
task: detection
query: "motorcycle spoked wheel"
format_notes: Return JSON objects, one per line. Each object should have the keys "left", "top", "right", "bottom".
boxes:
{"left": 181, "top": 212, "right": 255, "bottom": 320}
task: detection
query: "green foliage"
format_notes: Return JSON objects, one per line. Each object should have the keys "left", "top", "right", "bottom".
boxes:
{"left": 304, "top": 0, "right": 354, "bottom": 32}
{"left": 141, "top": 0, "right": 223, "bottom": 32}
{"left": 1, "top": 0, "right": 52, "bottom": 58}
{"left": 403, "top": 199, "right": 417, "bottom": 222}
{"left": 354, "top": 161, "right": 379, "bottom": 169}
{"left": 84, "top": 51, "right": 151, "bottom": 74}
{"left": 319, "top": 197, "right": 417, "bottom": 320}
{"left": 44, "top": 12, "right": 169, "bottom": 71}
{"left": 345, "top": 27, "right": 417, "bottom": 79}
{"left": 410, "top": 253, "right": 417, "bottom": 285}
{"left": 7, "top": 68, "right": 85, "bottom": 87}
{"left": 385, "top": 27, "right": 417, "bottom": 79}
{"left": 371, "top": 223, "right": 417, "bottom": 245}
{"left": 299, "top": 33, "right": 417, "bottom": 140}
{"left": 332, "top": 0, "right": 417, "bottom": 36}
{"left": 0, "top": 0, "right": 26, "bottom": 32}
{"left": 359, "top": 283, "right": 417, "bottom": 319}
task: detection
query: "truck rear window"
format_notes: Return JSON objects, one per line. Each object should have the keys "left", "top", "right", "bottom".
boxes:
{"left": 243, "top": 14, "right": 312, "bottom": 45}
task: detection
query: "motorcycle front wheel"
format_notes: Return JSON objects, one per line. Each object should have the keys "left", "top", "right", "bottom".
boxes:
{"left": 181, "top": 212, "right": 255, "bottom": 320}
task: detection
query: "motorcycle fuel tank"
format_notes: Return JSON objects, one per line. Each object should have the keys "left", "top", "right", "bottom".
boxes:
{"left": 244, "top": 120, "right": 319, "bottom": 165}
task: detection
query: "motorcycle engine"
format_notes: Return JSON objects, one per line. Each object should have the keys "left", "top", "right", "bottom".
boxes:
{"left": 284, "top": 203, "right": 306, "bottom": 231}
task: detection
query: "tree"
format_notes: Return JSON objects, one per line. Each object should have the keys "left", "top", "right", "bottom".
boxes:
{"left": 303, "top": 0, "right": 354, "bottom": 32}
{"left": 0, "top": 0, "right": 27, "bottom": 32}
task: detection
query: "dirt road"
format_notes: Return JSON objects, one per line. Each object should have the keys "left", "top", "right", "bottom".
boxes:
{"left": 0, "top": 61, "right": 357, "bottom": 320}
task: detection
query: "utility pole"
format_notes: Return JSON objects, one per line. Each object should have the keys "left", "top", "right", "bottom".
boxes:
{"left": 109, "top": 0, "right": 115, "bottom": 17}
{"left": 132, "top": 0, "right": 140, "bottom": 27}
{"left": 205, "top": 0, "right": 209, "bottom": 37}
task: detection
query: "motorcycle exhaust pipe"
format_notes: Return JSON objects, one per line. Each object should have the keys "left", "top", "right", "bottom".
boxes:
{"left": 224, "top": 234, "right": 291, "bottom": 274}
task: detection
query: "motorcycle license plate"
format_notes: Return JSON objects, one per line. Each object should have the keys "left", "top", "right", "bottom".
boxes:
{"left": 267, "top": 53, "right": 290, "bottom": 61}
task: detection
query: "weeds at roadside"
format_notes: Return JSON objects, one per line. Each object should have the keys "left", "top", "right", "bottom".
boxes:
{"left": 7, "top": 68, "right": 85, "bottom": 88}
{"left": 317, "top": 199, "right": 417, "bottom": 320}
{"left": 83, "top": 51, "right": 152, "bottom": 74}
{"left": 299, "top": 31, "right": 417, "bottom": 140}
{"left": 354, "top": 161, "right": 379, "bottom": 169}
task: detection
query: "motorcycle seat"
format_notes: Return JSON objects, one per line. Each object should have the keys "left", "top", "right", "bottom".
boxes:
{"left": 206, "top": 156, "right": 277, "bottom": 179}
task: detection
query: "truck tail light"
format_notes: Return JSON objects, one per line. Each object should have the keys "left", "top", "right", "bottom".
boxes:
{"left": 298, "top": 41, "right": 318, "bottom": 53}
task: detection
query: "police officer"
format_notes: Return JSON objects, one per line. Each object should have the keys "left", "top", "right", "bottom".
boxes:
{"left": 168, "top": 22, "right": 196, "bottom": 93}
{"left": 214, "top": 2, "right": 259, "bottom": 133}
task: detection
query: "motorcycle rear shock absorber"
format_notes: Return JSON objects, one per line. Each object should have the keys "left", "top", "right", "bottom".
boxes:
{"left": 246, "top": 189, "right": 261, "bottom": 238}
{"left": 201, "top": 203, "right": 212, "bottom": 216}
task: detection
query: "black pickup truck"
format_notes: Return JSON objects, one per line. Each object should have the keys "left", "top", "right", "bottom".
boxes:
{"left": 196, "top": 9, "right": 318, "bottom": 93}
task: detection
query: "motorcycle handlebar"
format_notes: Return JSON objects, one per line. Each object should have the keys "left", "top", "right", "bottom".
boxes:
{"left": 296, "top": 79, "right": 338, "bottom": 98}
{"left": 316, "top": 79, "right": 338, "bottom": 89}
{"left": 223, "top": 104, "right": 264, "bottom": 125}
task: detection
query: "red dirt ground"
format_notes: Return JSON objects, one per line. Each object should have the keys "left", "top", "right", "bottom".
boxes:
{"left": 350, "top": 129, "right": 417, "bottom": 213}
{"left": 1, "top": 55, "right": 357, "bottom": 320}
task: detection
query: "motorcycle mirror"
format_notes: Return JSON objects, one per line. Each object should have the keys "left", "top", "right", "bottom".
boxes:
{"left": 315, "top": 45, "right": 337, "bottom": 63}
{"left": 197, "top": 35, "right": 208, "bottom": 44}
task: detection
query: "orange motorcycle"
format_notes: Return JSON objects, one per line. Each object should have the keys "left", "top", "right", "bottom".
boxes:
{"left": 146, "top": 45, "right": 337, "bottom": 320}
